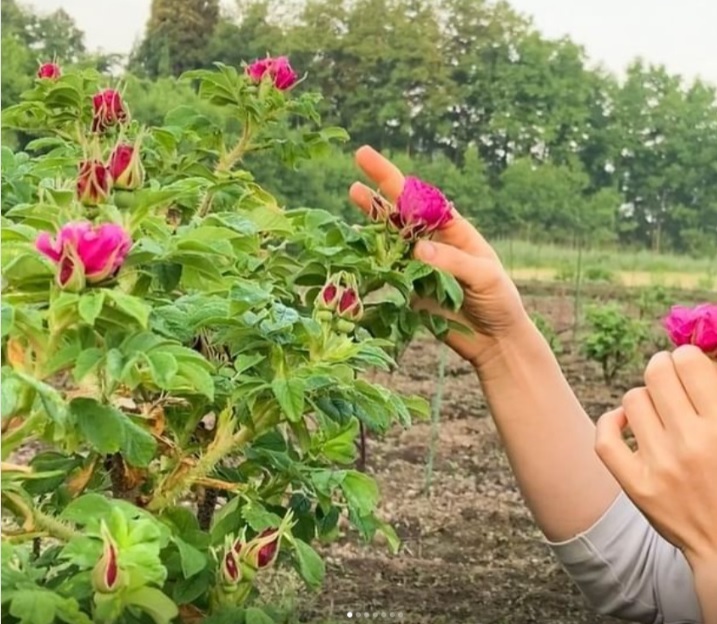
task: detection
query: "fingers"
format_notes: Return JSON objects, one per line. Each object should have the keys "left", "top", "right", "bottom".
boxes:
{"left": 621, "top": 387, "right": 666, "bottom": 456}
{"left": 672, "top": 345, "right": 717, "bottom": 419}
{"left": 595, "top": 407, "right": 640, "bottom": 486}
{"left": 350, "top": 147, "right": 499, "bottom": 260}
{"left": 644, "top": 351, "right": 698, "bottom": 431}
{"left": 413, "top": 240, "right": 497, "bottom": 289}
{"left": 354, "top": 146, "right": 405, "bottom": 200}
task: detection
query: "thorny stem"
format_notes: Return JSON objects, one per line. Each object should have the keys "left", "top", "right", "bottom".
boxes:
{"left": 147, "top": 419, "right": 257, "bottom": 513}
{"left": 3, "top": 492, "right": 79, "bottom": 542}
{"left": 197, "top": 122, "right": 253, "bottom": 218}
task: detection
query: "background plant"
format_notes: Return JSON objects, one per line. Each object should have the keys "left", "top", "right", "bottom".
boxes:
{"left": 0, "top": 59, "right": 464, "bottom": 624}
{"left": 582, "top": 303, "right": 650, "bottom": 384}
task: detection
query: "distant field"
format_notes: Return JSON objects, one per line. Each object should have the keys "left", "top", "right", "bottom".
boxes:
{"left": 492, "top": 239, "right": 716, "bottom": 291}
{"left": 509, "top": 267, "right": 715, "bottom": 291}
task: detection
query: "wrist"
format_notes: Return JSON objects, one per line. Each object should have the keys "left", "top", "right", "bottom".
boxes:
{"left": 469, "top": 313, "right": 546, "bottom": 379}
{"left": 689, "top": 555, "right": 717, "bottom": 621}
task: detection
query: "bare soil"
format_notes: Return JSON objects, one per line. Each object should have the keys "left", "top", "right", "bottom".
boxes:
{"left": 299, "top": 283, "right": 704, "bottom": 624}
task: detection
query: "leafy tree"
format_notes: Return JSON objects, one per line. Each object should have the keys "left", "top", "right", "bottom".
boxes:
{"left": 132, "top": 0, "right": 221, "bottom": 77}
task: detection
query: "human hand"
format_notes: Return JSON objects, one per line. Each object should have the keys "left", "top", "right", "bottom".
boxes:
{"left": 349, "top": 146, "right": 532, "bottom": 368}
{"left": 595, "top": 346, "right": 717, "bottom": 569}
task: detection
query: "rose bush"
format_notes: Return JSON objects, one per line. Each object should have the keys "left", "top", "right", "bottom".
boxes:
{"left": 1, "top": 59, "right": 463, "bottom": 623}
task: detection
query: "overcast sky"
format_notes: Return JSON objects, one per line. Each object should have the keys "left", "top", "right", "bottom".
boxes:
{"left": 26, "top": 0, "right": 717, "bottom": 85}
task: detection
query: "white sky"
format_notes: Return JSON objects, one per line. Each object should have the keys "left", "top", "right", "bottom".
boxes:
{"left": 25, "top": 0, "right": 717, "bottom": 85}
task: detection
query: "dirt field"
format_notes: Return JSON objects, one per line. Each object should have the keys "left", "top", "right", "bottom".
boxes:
{"left": 299, "top": 282, "right": 708, "bottom": 624}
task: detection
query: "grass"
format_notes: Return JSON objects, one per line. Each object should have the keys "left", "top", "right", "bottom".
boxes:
{"left": 492, "top": 239, "right": 716, "bottom": 291}
{"left": 492, "top": 239, "right": 715, "bottom": 274}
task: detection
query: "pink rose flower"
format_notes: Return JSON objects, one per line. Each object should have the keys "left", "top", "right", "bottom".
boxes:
{"left": 392, "top": 176, "right": 453, "bottom": 239}
{"left": 663, "top": 303, "right": 717, "bottom": 355}
{"left": 91, "top": 89, "right": 128, "bottom": 133}
{"left": 36, "top": 222, "right": 132, "bottom": 290}
{"left": 37, "top": 62, "right": 61, "bottom": 80}
{"left": 246, "top": 56, "right": 298, "bottom": 91}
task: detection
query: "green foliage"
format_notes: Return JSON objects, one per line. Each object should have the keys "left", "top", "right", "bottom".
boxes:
{"left": 131, "top": 0, "right": 221, "bottom": 78}
{"left": 5, "top": 0, "right": 717, "bottom": 255}
{"left": 0, "top": 62, "right": 445, "bottom": 623}
{"left": 582, "top": 303, "right": 649, "bottom": 384}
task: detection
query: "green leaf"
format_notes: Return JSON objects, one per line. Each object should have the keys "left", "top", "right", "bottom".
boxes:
{"left": 9, "top": 589, "right": 92, "bottom": 624}
{"left": 124, "top": 587, "right": 178, "bottom": 624}
{"left": 340, "top": 471, "right": 379, "bottom": 516}
{"left": 104, "top": 291, "right": 151, "bottom": 327}
{"left": 121, "top": 418, "right": 158, "bottom": 467}
{"left": 1, "top": 303, "right": 15, "bottom": 337}
{"left": 9, "top": 589, "right": 56, "bottom": 624}
{"left": 173, "top": 538, "right": 207, "bottom": 579}
{"left": 70, "top": 398, "right": 156, "bottom": 467}
{"left": 292, "top": 539, "right": 325, "bottom": 589}
{"left": 73, "top": 348, "right": 104, "bottom": 381}
{"left": 144, "top": 352, "right": 178, "bottom": 387}
{"left": 241, "top": 503, "right": 283, "bottom": 532}
{"left": 435, "top": 269, "right": 464, "bottom": 311}
{"left": 245, "top": 607, "right": 277, "bottom": 624}
{"left": 271, "top": 378, "right": 305, "bottom": 422}
{"left": 78, "top": 291, "right": 105, "bottom": 325}
{"left": 61, "top": 493, "right": 113, "bottom": 526}
{"left": 71, "top": 398, "right": 123, "bottom": 455}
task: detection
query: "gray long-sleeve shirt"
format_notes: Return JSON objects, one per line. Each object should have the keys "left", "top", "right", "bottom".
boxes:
{"left": 547, "top": 492, "right": 702, "bottom": 623}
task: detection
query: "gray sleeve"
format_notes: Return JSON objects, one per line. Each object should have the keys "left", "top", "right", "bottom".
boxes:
{"left": 547, "top": 492, "right": 701, "bottom": 623}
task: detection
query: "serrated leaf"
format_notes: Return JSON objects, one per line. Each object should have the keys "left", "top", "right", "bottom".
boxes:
{"left": 245, "top": 607, "right": 277, "bottom": 624}
{"left": 241, "top": 503, "right": 282, "bottom": 531}
{"left": 124, "top": 587, "right": 178, "bottom": 624}
{"left": 271, "top": 378, "right": 305, "bottom": 422}
{"left": 78, "top": 291, "right": 105, "bottom": 325}
{"left": 340, "top": 471, "right": 379, "bottom": 517}
{"left": 173, "top": 537, "right": 207, "bottom": 579}
{"left": 292, "top": 539, "right": 325, "bottom": 589}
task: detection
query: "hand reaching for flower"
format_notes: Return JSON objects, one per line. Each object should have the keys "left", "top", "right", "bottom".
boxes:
{"left": 595, "top": 346, "right": 717, "bottom": 621}
{"left": 349, "top": 145, "right": 532, "bottom": 368}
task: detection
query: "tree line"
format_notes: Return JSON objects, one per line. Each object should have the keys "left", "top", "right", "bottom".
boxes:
{"left": 2, "top": 0, "right": 717, "bottom": 256}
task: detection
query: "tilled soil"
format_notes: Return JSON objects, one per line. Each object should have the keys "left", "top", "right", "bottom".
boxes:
{"left": 299, "top": 287, "right": 686, "bottom": 624}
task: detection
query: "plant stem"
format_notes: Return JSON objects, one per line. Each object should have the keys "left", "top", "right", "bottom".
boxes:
{"left": 147, "top": 425, "right": 253, "bottom": 513}
{"left": 424, "top": 342, "right": 447, "bottom": 496}
{"left": 197, "top": 122, "right": 253, "bottom": 218}
{"left": 3, "top": 492, "right": 79, "bottom": 542}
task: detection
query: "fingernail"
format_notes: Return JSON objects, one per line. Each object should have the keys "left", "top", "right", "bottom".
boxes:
{"left": 415, "top": 241, "right": 436, "bottom": 261}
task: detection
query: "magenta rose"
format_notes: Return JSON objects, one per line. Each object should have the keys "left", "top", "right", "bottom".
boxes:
{"left": 37, "top": 62, "right": 61, "bottom": 80}
{"left": 91, "top": 88, "right": 129, "bottom": 133}
{"left": 246, "top": 56, "right": 298, "bottom": 91}
{"left": 36, "top": 222, "right": 132, "bottom": 290}
{"left": 391, "top": 176, "right": 453, "bottom": 240}
{"left": 663, "top": 303, "right": 717, "bottom": 355}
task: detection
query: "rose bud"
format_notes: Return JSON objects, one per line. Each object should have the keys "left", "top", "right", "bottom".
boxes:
{"left": 392, "top": 176, "right": 453, "bottom": 240}
{"left": 37, "top": 62, "right": 61, "bottom": 80}
{"left": 241, "top": 528, "right": 281, "bottom": 570}
{"left": 76, "top": 160, "right": 111, "bottom": 206}
{"left": 221, "top": 548, "right": 241, "bottom": 585}
{"left": 315, "top": 278, "right": 342, "bottom": 312}
{"left": 108, "top": 143, "right": 144, "bottom": 190}
{"left": 91, "top": 88, "right": 129, "bottom": 133}
{"left": 337, "top": 287, "right": 363, "bottom": 322}
{"left": 256, "top": 528, "right": 279, "bottom": 568}
{"left": 246, "top": 58, "right": 272, "bottom": 82}
{"left": 246, "top": 56, "right": 298, "bottom": 91}
{"left": 271, "top": 57, "right": 298, "bottom": 91}
{"left": 91, "top": 522, "right": 124, "bottom": 593}
{"left": 36, "top": 221, "right": 132, "bottom": 290}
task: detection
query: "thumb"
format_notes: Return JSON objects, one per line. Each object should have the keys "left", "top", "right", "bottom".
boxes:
{"left": 414, "top": 240, "right": 490, "bottom": 287}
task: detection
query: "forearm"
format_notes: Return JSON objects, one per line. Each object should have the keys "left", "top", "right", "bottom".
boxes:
{"left": 474, "top": 319, "right": 621, "bottom": 541}
{"left": 692, "top": 558, "right": 717, "bottom": 623}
